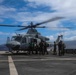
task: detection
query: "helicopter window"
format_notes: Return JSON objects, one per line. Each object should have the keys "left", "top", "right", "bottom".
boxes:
{"left": 15, "top": 36, "right": 22, "bottom": 42}
{"left": 30, "top": 38, "right": 37, "bottom": 43}
{"left": 22, "top": 38, "right": 26, "bottom": 43}
{"left": 33, "top": 39, "right": 37, "bottom": 43}
{"left": 11, "top": 36, "right": 16, "bottom": 41}
{"left": 11, "top": 36, "right": 22, "bottom": 42}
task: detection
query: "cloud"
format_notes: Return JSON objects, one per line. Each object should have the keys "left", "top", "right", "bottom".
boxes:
{"left": 0, "top": 0, "right": 76, "bottom": 42}
{"left": 26, "top": 2, "right": 38, "bottom": 8}
{"left": 47, "top": 30, "right": 76, "bottom": 41}
{"left": 0, "top": 5, "right": 17, "bottom": 23}
{"left": 65, "top": 36, "right": 76, "bottom": 41}
{"left": 0, "top": 5, "right": 17, "bottom": 19}
{"left": 0, "top": 31, "right": 10, "bottom": 35}
{"left": 46, "top": 35, "right": 55, "bottom": 41}
{"left": 0, "top": 5, "right": 16, "bottom": 13}
{"left": 0, "top": 0, "right": 4, "bottom": 3}
{"left": 25, "top": 0, "right": 76, "bottom": 18}
{"left": 21, "top": 0, "right": 76, "bottom": 29}
{"left": 24, "top": 0, "right": 76, "bottom": 41}
{"left": 61, "top": 30, "right": 76, "bottom": 37}
{"left": 55, "top": 29, "right": 76, "bottom": 41}
{"left": 0, "top": 18, "right": 4, "bottom": 22}
{"left": 0, "top": 0, "right": 76, "bottom": 24}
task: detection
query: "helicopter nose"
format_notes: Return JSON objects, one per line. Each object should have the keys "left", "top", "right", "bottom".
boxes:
{"left": 12, "top": 41, "right": 20, "bottom": 46}
{"left": 6, "top": 41, "right": 20, "bottom": 47}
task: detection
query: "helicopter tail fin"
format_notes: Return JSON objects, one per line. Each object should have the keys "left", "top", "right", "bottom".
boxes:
{"left": 6, "top": 37, "right": 10, "bottom": 44}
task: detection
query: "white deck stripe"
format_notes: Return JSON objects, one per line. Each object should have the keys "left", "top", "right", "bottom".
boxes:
{"left": 8, "top": 56, "right": 18, "bottom": 75}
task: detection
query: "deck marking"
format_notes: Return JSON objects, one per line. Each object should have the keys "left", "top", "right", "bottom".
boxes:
{"left": 0, "top": 57, "right": 75, "bottom": 62}
{"left": 18, "top": 58, "right": 76, "bottom": 61}
{"left": 8, "top": 56, "right": 18, "bottom": 75}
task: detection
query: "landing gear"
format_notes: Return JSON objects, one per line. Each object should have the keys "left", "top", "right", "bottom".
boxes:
{"left": 11, "top": 50, "right": 19, "bottom": 54}
{"left": 8, "top": 47, "right": 19, "bottom": 54}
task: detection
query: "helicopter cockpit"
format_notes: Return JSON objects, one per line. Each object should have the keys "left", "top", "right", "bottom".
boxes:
{"left": 11, "top": 35, "right": 22, "bottom": 42}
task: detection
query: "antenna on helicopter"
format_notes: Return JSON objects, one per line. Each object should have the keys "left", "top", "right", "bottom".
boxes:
{"left": 6, "top": 37, "right": 10, "bottom": 44}
{"left": 15, "top": 32, "right": 18, "bottom": 35}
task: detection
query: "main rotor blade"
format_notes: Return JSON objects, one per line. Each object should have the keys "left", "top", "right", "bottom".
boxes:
{"left": 17, "top": 26, "right": 46, "bottom": 31}
{"left": 17, "top": 26, "right": 73, "bottom": 31}
{"left": 37, "top": 26, "right": 73, "bottom": 29}
{"left": 16, "top": 25, "right": 32, "bottom": 31}
{"left": 36, "top": 26, "right": 46, "bottom": 28}
{"left": 17, "top": 17, "right": 64, "bottom": 31}
{"left": 0, "top": 24, "right": 26, "bottom": 27}
{"left": 35, "top": 17, "right": 64, "bottom": 26}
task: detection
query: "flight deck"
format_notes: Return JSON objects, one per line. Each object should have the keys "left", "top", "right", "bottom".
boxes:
{"left": 0, "top": 51, "right": 76, "bottom": 75}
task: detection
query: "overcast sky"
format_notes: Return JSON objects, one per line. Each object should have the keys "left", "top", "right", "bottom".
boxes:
{"left": 0, "top": 0, "right": 76, "bottom": 44}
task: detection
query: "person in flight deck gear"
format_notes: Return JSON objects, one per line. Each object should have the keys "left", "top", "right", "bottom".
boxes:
{"left": 39, "top": 40, "right": 44, "bottom": 55}
{"left": 43, "top": 41, "right": 48, "bottom": 55}
{"left": 53, "top": 41, "right": 57, "bottom": 55}
{"left": 28, "top": 42, "right": 32, "bottom": 55}
{"left": 34, "top": 41, "right": 38, "bottom": 54}
{"left": 31, "top": 40, "right": 34, "bottom": 54}
{"left": 28, "top": 40, "right": 34, "bottom": 55}
{"left": 58, "top": 40, "right": 63, "bottom": 56}
{"left": 61, "top": 42, "right": 66, "bottom": 55}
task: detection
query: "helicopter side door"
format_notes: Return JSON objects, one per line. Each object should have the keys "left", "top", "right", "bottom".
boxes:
{"left": 20, "top": 36, "right": 41, "bottom": 51}
{"left": 20, "top": 37, "right": 29, "bottom": 50}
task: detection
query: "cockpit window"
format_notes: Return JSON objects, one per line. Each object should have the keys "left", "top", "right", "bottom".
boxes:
{"left": 15, "top": 36, "right": 22, "bottom": 42}
{"left": 11, "top": 36, "right": 16, "bottom": 41}
{"left": 11, "top": 36, "right": 22, "bottom": 42}
{"left": 30, "top": 38, "right": 37, "bottom": 43}
{"left": 21, "top": 37, "right": 26, "bottom": 43}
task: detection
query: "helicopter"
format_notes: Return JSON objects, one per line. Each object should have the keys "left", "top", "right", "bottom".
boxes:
{"left": 0, "top": 17, "right": 64, "bottom": 54}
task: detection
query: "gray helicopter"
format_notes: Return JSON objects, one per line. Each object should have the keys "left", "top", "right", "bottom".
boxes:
{"left": 0, "top": 17, "right": 64, "bottom": 53}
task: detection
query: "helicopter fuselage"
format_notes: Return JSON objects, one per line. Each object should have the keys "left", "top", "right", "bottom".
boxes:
{"left": 6, "top": 34, "right": 42, "bottom": 53}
